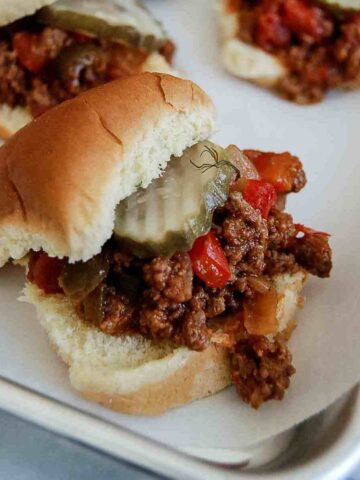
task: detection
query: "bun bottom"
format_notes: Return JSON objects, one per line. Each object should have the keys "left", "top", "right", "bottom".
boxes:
{"left": 22, "top": 271, "right": 306, "bottom": 415}
{"left": 0, "top": 52, "right": 176, "bottom": 139}
{"left": 221, "top": 38, "right": 286, "bottom": 88}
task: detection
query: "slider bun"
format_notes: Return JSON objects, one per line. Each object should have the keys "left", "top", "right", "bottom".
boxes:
{"left": 0, "top": 72, "right": 215, "bottom": 267}
{"left": 0, "top": 52, "right": 177, "bottom": 140}
{"left": 0, "top": 0, "right": 56, "bottom": 27}
{"left": 22, "top": 271, "right": 306, "bottom": 415}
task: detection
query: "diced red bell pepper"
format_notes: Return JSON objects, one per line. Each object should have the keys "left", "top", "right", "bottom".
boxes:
{"left": 189, "top": 231, "right": 231, "bottom": 289}
{"left": 294, "top": 223, "right": 330, "bottom": 238}
{"left": 242, "top": 179, "right": 277, "bottom": 219}
{"left": 13, "top": 32, "right": 49, "bottom": 73}
{"left": 244, "top": 150, "right": 303, "bottom": 193}
{"left": 27, "top": 252, "right": 65, "bottom": 294}
{"left": 283, "top": 0, "right": 330, "bottom": 41}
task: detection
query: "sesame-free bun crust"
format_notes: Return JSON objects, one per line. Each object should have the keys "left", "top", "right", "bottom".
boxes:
{"left": 0, "top": 73, "right": 215, "bottom": 267}
{"left": 0, "top": 0, "right": 56, "bottom": 27}
{"left": 22, "top": 271, "right": 306, "bottom": 415}
{"left": 0, "top": 52, "right": 177, "bottom": 140}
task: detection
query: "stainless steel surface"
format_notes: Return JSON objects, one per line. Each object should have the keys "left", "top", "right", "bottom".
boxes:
{"left": 1, "top": 377, "right": 360, "bottom": 479}
{"left": 0, "top": 395, "right": 359, "bottom": 480}
{"left": 0, "top": 409, "right": 165, "bottom": 480}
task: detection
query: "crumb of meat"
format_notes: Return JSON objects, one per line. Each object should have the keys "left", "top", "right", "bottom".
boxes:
{"left": 35, "top": 27, "right": 69, "bottom": 59}
{"left": 141, "top": 255, "right": 212, "bottom": 350}
{"left": 265, "top": 250, "right": 299, "bottom": 276}
{"left": 139, "top": 295, "right": 184, "bottom": 340}
{"left": 230, "top": 335, "right": 295, "bottom": 409}
{"left": 181, "top": 307, "right": 211, "bottom": 351}
{"left": 234, "top": 277, "right": 254, "bottom": 297}
{"left": 335, "top": 13, "right": 360, "bottom": 82}
{"left": 101, "top": 288, "right": 134, "bottom": 335}
{"left": 267, "top": 208, "right": 297, "bottom": 250}
{"left": 143, "top": 252, "right": 193, "bottom": 303}
{"left": 291, "top": 233, "right": 332, "bottom": 278}
{"left": 218, "top": 191, "right": 268, "bottom": 275}
{"left": 279, "top": 46, "right": 333, "bottom": 104}
{"left": 139, "top": 253, "right": 193, "bottom": 340}
{"left": 205, "top": 291, "right": 227, "bottom": 317}
{"left": 112, "top": 250, "right": 134, "bottom": 273}
{"left": 0, "top": 42, "right": 26, "bottom": 107}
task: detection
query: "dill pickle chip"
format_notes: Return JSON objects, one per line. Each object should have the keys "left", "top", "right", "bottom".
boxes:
{"left": 113, "top": 141, "right": 236, "bottom": 258}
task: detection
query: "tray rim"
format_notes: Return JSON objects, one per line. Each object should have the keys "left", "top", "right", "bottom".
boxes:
{"left": 0, "top": 376, "right": 359, "bottom": 480}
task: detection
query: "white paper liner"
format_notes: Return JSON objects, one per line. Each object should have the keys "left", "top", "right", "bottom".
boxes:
{"left": 0, "top": 0, "right": 360, "bottom": 452}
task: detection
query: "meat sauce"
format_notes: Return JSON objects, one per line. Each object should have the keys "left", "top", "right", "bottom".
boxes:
{"left": 27, "top": 149, "right": 332, "bottom": 408}
{"left": 0, "top": 19, "right": 175, "bottom": 116}
{"left": 228, "top": 0, "right": 360, "bottom": 103}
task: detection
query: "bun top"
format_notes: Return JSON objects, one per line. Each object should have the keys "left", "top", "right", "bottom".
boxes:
{"left": 0, "top": 73, "right": 215, "bottom": 266}
{"left": 0, "top": 0, "right": 57, "bottom": 27}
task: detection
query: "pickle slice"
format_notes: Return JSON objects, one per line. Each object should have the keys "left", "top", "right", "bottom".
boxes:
{"left": 37, "top": 0, "right": 167, "bottom": 51}
{"left": 59, "top": 254, "right": 109, "bottom": 304}
{"left": 113, "top": 141, "right": 234, "bottom": 258}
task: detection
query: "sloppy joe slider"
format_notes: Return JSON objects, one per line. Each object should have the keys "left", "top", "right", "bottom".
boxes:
{"left": 0, "top": 73, "right": 332, "bottom": 413}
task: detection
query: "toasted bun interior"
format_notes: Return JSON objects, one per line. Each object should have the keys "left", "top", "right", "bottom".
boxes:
{"left": 22, "top": 271, "right": 306, "bottom": 415}
{"left": 0, "top": 73, "right": 215, "bottom": 267}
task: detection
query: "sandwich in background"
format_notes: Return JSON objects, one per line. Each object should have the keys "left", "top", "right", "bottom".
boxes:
{"left": 219, "top": 0, "right": 360, "bottom": 103}
{"left": 0, "top": 0, "right": 175, "bottom": 138}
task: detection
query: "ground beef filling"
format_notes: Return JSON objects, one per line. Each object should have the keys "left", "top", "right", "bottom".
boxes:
{"left": 96, "top": 197, "right": 331, "bottom": 345}
{"left": 229, "top": 0, "right": 360, "bottom": 103}
{"left": 67, "top": 191, "right": 330, "bottom": 407}
{"left": 28, "top": 166, "right": 332, "bottom": 408}
{"left": 0, "top": 19, "right": 174, "bottom": 116}
{"left": 231, "top": 334, "right": 295, "bottom": 408}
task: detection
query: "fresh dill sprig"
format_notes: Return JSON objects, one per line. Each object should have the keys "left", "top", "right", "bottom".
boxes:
{"left": 191, "top": 145, "right": 240, "bottom": 176}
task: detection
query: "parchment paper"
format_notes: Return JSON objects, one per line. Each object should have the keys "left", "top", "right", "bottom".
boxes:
{"left": 0, "top": 0, "right": 360, "bottom": 451}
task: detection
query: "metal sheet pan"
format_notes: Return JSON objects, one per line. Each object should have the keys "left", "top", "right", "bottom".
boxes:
{"left": 0, "top": 377, "right": 359, "bottom": 479}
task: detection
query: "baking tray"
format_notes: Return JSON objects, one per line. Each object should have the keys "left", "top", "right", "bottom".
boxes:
{"left": 0, "top": 377, "right": 359, "bottom": 479}
{"left": 1, "top": 0, "right": 360, "bottom": 478}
